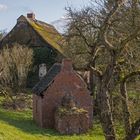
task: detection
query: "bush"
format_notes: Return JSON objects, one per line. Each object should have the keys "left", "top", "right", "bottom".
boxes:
{"left": 27, "top": 47, "right": 58, "bottom": 88}
{"left": 0, "top": 44, "right": 33, "bottom": 109}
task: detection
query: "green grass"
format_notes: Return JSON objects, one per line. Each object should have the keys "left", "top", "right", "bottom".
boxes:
{"left": 0, "top": 94, "right": 139, "bottom": 140}
{"left": 0, "top": 108, "right": 105, "bottom": 140}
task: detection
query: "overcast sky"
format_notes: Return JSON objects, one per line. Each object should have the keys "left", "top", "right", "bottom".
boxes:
{"left": 0, "top": 0, "right": 90, "bottom": 31}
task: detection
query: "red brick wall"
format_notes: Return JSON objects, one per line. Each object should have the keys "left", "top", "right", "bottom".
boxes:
{"left": 33, "top": 94, "right": 43, "bottom": 127}
{"left": 55, "top": 112, "right": 90, "bottom": 134}
{"left": 33, "top": 60, "right": 93, "bottom": 129}
{"left": 42, "top": 71, "right": 92, "bottom": 128}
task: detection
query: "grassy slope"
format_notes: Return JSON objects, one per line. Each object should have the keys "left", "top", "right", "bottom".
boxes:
{"left": 0, "top": 108, "right": 105, "bottom": 140}
{"left": 0, "top": 109, "right": 140, "bottom": 140}
{"left": 0, "top": 94, "right": 139, "bottom": 140}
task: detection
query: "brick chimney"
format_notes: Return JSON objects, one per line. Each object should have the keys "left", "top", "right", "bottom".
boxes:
{"left": 27, "top": 13, "right": 35, "bottom": 20}
{"left": 61, "top": 59, "right": 73, "bottom": 72}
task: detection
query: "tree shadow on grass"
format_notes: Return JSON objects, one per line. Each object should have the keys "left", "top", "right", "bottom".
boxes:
{"left": 0, "top": 108, "right": 103, "bottom": 138}
{"left": 0, "top": 108, "right": 61, "bottom": 137}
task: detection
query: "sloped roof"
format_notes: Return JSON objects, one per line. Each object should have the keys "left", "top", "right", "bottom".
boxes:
{"left": 26, "top": 17, "right": 64, "bottom": 54}
{"left": 32, "top": 63, "right": 61, "bottom": 96}
{"left": 1, "top": 15, "right": 64, "bottom": 54}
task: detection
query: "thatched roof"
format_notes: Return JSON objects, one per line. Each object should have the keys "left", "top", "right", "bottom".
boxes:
{"left": 1, "top": 15, "right": 64, "bottom": 55}
{"left": 32, "top": 63, "right": 61, "bottom": 96}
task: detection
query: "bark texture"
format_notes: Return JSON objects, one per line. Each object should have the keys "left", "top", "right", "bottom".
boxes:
{"left": 97, "top": 77, "right": 116, "bottom": 140}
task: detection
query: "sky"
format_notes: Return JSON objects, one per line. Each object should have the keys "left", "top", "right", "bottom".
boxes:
{"left": 0, "top": 0, "right": 90, "bottom": 32}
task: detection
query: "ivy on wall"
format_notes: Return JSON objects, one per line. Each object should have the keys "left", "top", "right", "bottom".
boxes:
{"left": 27, "top": 47, "right": 58, "bottom": 88}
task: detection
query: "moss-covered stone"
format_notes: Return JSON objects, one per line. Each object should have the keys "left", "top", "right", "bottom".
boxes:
{"left": 57, "top": 106, "right": 88, "bottom": 117}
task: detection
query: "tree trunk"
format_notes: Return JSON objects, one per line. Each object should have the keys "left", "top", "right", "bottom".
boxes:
{"left": 109, "top": 93, "right": 114, "bottom": 118}
{"left": 89, "top": 68, "right": 96, "bottom": 96}
{"left": 120, "top": 81, "right": 131, "bottom": 136}
{"left": 97, "top": 78, "right": 117, "bottom": 140}
{"left": 120, "top": 71, "right": 140, "bottom": 139}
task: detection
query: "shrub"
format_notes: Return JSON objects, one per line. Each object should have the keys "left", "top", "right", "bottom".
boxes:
{"left": 0, "top": 44, "right": 33, "bottom": 109}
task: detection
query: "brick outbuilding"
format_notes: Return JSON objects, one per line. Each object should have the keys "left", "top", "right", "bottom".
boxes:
{"left": 32, "top": 59, "right": 93, "bottom": 132}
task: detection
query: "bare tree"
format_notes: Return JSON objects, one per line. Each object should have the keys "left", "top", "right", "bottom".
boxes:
{"left": 65, "top": 0, "right": 140, "bottom": 139}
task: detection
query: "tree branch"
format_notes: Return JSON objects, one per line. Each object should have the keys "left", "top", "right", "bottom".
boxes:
{"left": 74, "top": 26, "right": 91, "bottom": 47}
{"left": 122, "top": 70, "right": 140, "bottom": 83}
{"left": 90, "top": 66, "right": 102, "bottom": 77}
{"left": 120, "top": 29, "right": 140, "bottom": 48}
{"left": 99, "top": 0, "right": 125, "bottom": 50}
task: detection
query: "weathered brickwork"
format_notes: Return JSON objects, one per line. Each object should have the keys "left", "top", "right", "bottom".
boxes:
{"left": 33, "top": 59, "right": 93, "bottom": 133}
